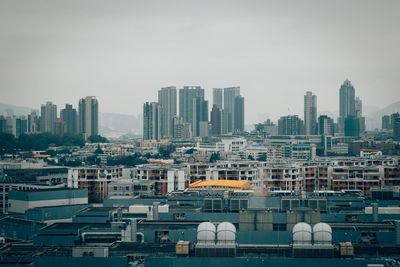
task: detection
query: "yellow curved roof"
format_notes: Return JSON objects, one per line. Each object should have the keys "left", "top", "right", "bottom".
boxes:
{"left": 189, "top": 180, "right": 250, "bottom": 189}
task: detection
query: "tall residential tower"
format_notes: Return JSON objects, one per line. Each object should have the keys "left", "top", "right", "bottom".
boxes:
{"left": 158, "top": 86, "right": 177, "bottom": 138}
{"left": 304, "top": 91, "right": 317, "bottom": 135}
{"left": 79, "top": 96, "right": 98, "bottom": 139}
{"left": 40, "top": 101, "right": 57, "bottom": 134}
{"left": 143, "top": 102, "right": 161, "bottom": 140}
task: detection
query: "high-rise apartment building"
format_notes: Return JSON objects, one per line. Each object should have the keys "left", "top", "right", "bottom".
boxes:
{"left": 79, "top": 96, "right": 98, "bottom": 139}
{"left": 338, "top": 79, "right": 356, "bottom": 133}
{"left": 355, "top": 96, "right": 366, "bottom": 133}
{"left": 224, "top": 87, "right": 240, "bottom": 132}
{"left": 54, "top": 118, "right": 66, "bottom": 136}
{"left": 210, "top": 104, "right": 222, "bottom": 136}
{"left": 355, "top": 97, "right": 362, "bottom": 117}
{"left": 318, "top": 115, "right": 334, "bottom": 136}
{"left": 304, "top": 91, "right": 317, "bottom": 135}
{"left": 11, "top": 116, "right": 27, "bottom": 137}
{"left": 173, "top": 117, "right": 192, "bottom": 139}
{"left": 382, "top": 115, "right": 391, "bottom": 130}
{"left": 0, "top": 116, "right": 6, "bottom": 133}
{"left": 394, "top": 117, "right": 400, "bottom": 141}
{"left": 27, "top": 111, "right": 39, "bottom": 133}
{"left": 143, "top": 102, "right": 161, "bottom": 141}
{"left": 60, "top": 104, "right": 78, "bottom": 135}
{"left": 158, "top": 87, "right": 177, "bottom": 138}
{"left": 192, "top": 97, "right": 208, "bottom": 137}
{"left": 391, "top": 113, "right": 400, "bottom": 130}
{"left": 344, "top": 116, "right": 360, "bottom": 137}
{"left": 278, "top": 115, "right": 304, "bottom": 135}
{"left": 213, "top": 88, "right": 223, "bottom": 109}
{"left": 179, "top": 86, "right": 204, "bottom": 125}
{"left": 40, "top": 101, "right": 57, "bottom": 134}
{"left": 234, "top": 95, "right": 244, "bottom": 132}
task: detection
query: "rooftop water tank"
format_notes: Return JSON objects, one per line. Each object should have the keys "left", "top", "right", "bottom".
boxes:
{"left": 217, "top": 222, "right": 236, "bottom": 244}
{"left": 313, "top": 223, "right": 332, "bottom": 245}
{"left": 197, "top": 222, "right": 216, "bottom": 243}
{"left": 292, "top": 222, "right": 312, "bottom": 245}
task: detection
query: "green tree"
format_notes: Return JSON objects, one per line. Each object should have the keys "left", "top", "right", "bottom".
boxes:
{"left": 88, "top": 135, "right": 108, "bottom": 143}
{"left": 158, "top": 144, "right": 176, "bottom": 159}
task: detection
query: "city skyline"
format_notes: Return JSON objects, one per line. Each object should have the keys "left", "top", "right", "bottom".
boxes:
{"left": 1, "top": 0, "right": 399, "bottom": 124}
{"left": 1, "top": 2, "right": 400, "bottom": 265}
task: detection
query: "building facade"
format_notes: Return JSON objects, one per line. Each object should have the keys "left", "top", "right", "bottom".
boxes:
{"left": 40, "top": 101, "right": 57, "bottom": 134}
{"left": 158, "top": 86, "right": 177, "bottom": 138}
{"left": 143, "top": 102, "right": 161, "bottom": 140}
{"left": 304, "top": 91, "right": 317, "bottom": 135}
{"left": 78, "top": 96, "right": 99, "bottom": 139}
{"left": 60, "top": 104, "right": 78, "bottom": 135}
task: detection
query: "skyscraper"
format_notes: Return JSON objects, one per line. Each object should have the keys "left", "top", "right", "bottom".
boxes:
{"left": 179, "top": 86, "right": 204, "bottom": 126}
{"left": 355, "top": 97, "right": 362, "bottom": 117}
{"left": 391, "top": 113, "right": 400, "bottom": 130}
{"left": 304, "top": 91, "right": 317, "bottom": 135}
{"left": 173, "top": 117, "right": 192, "bottom": 139}
{"left": 210, "top": 104, "right": 222, "bottom": 136}
{"left": 213, "top": 88, "right": 223, "bottom": 109}
{"left": 54, "top": 119, "right": 66, "bottom": 136}
{"left": 158, "top": 87, "right": 177, "bottom": 138}
{"left": 0, "top": 116, "right": 6, "bottom": 133}
{"left": 382, "top": 115, "right": 391, "bottom": 130}
{"left": 354, "top": 96, "right": 366, "bottom": 133}
{"left": 224, "top": 87, "right": 240, "bottom": 132}
{"left": 143, "top": 102, "right": 161, "bottom": 140}
{"left": 27, "top": 111, "right": 39, "bottom": 133}
{"left": 60, "top": 104, "right": 78, "bottom": 135}
{"left": 79, "top": 96, "right": 98, "bottom": 139}
{"left": 318, "top": 115, "right": 334, "bottom": 136}
{"left": 11, "top": 116, "right": 27, "bottom": 137}
{"left": 234, "top": 95, "right": 244, "bottom": 132}
{"left": 393, "top": 117, "right": 400, "bottom": 141}
{"left": 40, "top": 101, "right": 57, "bottom": 134}
{"left": 344, "top": 116, "right": 360, "bottom": 137}
{"left": 339, "top": 79, "right": 355, "bottom": 133}
{"left": 278, "top": 115, "right": 304, "bottom": 135}
{"left": 192, "top": 97, "right": 208, "bottom": 137}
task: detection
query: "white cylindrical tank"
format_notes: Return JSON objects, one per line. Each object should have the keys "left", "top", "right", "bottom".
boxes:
{"left": 313, "top": 223, "right": 332, "bottom": 245}
{"left": 217, "top": 222, "right": 236, "bottom": 244}
{"left": 292, "top": 222, "right": 312, "bottom": 245}
{"left": 197, "top": 222, "right": 216, "bottom": 244}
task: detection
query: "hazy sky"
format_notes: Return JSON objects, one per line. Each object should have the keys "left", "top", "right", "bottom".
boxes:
{"left": 1, "top": 0, "right": 399, "bottom": 123}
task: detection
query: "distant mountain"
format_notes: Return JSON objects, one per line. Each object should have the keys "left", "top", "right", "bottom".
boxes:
{"left": 365, "top": 101, "right": 400, "bottom": 130}
{"left": 364, "top": 104, "right": 380, "bottom": 116}
{"left": 99, "top": 112, "right": 142, "bottom": 137}
{"left": 0, "top": 103, "right": 142, "bottom": 137}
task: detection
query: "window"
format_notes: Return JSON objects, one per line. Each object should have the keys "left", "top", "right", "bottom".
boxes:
{"left": 273, "top": 224, "right": 286, "bottom": 231}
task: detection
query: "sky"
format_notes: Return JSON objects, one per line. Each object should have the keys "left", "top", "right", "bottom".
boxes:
{"left": 0, "top": 0, "right": 399, "bottom": 124}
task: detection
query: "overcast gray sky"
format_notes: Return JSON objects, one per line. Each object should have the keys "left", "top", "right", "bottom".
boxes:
{"left": 0, "top": 0, "right": 399, "bottom": 123}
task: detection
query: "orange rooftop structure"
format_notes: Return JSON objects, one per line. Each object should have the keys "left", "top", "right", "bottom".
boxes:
{"left": 188, "top": 180, "right": 251, "bottom": 191}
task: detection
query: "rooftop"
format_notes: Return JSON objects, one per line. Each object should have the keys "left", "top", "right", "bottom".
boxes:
{"left": 189, "top": 180, "right": 251, "bottom": 190}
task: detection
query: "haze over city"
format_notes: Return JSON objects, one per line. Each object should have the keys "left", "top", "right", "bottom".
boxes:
{"left": 2, "top": 1, "right": 400, "bottom": 267}
{"left": 1, "top": 0, "right": 400, "bottom": 123}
